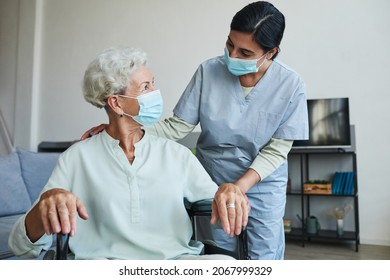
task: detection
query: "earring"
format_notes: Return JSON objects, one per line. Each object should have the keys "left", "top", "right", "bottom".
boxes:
{"left": 120, "top": 113, "right": 123, "bottom": 117}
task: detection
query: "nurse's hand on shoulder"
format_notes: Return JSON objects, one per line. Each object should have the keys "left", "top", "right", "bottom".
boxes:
{"left": 211, "top": 183, "right": 249, "bottom": 237}
{"left": 25, "top": 188, "right": 88, "bottom": 242}
{"left": 80, "top": 124, "right": 108, "bottom": 140}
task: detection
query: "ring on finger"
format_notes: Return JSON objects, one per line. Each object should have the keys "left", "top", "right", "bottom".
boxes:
{"left": 226, "top": 203, "right": 235, "bottom": 209}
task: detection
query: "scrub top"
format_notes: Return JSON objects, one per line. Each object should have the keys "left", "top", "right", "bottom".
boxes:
{"left": 173, "top": 55, "right": 308, "bottom": 191}
{"left": 173, "top": 54, "right": 308, "bottom": 259}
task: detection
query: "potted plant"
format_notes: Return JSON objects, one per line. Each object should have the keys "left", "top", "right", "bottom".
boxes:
{"left": 326, "top": 203, "right": 353, "bottom": 236}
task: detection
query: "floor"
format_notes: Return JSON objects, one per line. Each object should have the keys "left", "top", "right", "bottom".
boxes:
{"left": 284, "top": 240, "right": 390, "bottom": 260}
{"left": 192, "top": 217, "right": 390, "bottom": 260}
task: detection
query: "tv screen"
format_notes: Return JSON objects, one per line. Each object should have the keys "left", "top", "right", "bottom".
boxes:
{"left": 293, "top": 97, "right": 351, "bottom": 150}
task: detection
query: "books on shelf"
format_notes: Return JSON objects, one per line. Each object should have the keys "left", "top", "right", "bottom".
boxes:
{"left": 332, "top": 172, "right": 355, "bottom": 195}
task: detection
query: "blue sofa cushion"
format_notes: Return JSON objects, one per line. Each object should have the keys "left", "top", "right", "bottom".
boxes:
{"left": 0, "top": 152, "right": 31, "bottom": 216}
{"left": 17, "top": 148, "right": 60, "bottom": 203}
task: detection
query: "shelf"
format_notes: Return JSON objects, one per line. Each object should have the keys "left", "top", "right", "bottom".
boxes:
{"left": 285, "top": 228, "right": 359, "bottom": 252}
{"left": 306, "top": 230, "right": 356, "bottom": 240}
{"left": 287, "top": 191, "right": 357, "bottom": 197}
{"left": 304, "top": 193, "right": 356, "bottom": 197}
{"left": 286, "top": 191, "right": 302, "bottom": 196}
{"left": 286, "top": 228, "right": 355, "bottom": 240}
{"left": 285, "top": 227, "right": 303, "bottom": 237}
{"left": 286, "top": 148, "right": 360, "bottom": 252}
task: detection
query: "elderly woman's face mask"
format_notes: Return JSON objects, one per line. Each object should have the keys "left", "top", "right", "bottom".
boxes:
{"left": 118, "top": 89, "right": 163, "bottom": 126}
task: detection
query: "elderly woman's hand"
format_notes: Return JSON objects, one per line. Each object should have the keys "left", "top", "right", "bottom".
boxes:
{"left": 210, "top": 183, "right": 249, "bottom": 237}
{"left": 25, "top": 188, "right": 88, "bottom": 242}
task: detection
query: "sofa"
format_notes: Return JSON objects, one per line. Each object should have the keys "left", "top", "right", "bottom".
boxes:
{"left": 0, "top": 148, "right": 60, "bottom": 260}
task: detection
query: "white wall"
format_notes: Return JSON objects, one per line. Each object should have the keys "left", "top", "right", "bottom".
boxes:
{"left": 1, "top": 0, "right": 389, "bottom": 246}
{"left": 0, "top": 0, "right": 19, "bottom": 153}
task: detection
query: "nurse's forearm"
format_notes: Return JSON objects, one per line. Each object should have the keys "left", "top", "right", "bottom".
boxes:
{"left": 144, "top": 115, "right": 195, "bottom": 140}
{"left": 235, "top": 168, "right": 261, "bottom": 194}
{"left": 236, "top": 138, "right": 293, "bottom": 193}
{"left": 249, "top": 138, "right": 293, "bottom": 181}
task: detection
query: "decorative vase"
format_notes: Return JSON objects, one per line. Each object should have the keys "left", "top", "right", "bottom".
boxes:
{"left": 336, "top": 219, "right": 344, "bottom": 236}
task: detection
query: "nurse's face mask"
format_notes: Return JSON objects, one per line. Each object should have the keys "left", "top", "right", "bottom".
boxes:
{"left": 118, "top": 89, "right": 163, "bottom": 126}
{"left": 224, "top": 47, "right": 267, "bottom": 76}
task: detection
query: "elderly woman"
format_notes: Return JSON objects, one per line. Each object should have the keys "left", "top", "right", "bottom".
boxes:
{"left": 8, "top": 47, "right": 248, "bottom": 260}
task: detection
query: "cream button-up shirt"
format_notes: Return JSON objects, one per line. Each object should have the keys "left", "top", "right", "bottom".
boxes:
{"left": 9, "top": 130, "right": 218, "bottom": 259}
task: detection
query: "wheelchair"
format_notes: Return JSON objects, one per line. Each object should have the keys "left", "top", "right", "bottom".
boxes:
{"left": 44, "top": 199, "right": 250, "bottom": 260}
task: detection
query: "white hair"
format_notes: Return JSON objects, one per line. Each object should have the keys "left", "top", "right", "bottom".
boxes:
{"left": 83, "top": 47, "right": 148, "bottom": 108}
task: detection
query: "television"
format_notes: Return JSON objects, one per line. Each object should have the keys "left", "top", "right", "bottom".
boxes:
{"left": 292, "top": 97, "right": 351, "bottom": 150}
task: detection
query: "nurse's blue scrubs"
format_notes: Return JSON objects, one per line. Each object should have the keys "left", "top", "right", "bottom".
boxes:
{"left": 174, "top": 55, "right": 308, "bottom": 260}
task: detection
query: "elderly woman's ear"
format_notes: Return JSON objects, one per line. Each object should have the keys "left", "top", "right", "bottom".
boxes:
{"left": 106, "top": 95, "right": 123, "bottom": 117}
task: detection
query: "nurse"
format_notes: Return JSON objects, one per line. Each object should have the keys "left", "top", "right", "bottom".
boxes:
{"left": 83, "top": 1, "right": 308, "bottom": 260}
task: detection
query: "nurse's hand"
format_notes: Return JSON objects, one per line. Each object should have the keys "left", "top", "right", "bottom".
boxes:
{"left": 80, "top": 124, "right": 108, "bottom": 140}
{"left": 211, "top": 183, "right": 249, "bottom": 237}
{"left": 25, "top": 188, "right": 89, "bottom": 243}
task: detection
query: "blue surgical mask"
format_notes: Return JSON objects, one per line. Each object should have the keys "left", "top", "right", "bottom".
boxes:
{"left": 119, "top": 89, "right": 163, "bottom": 126}
{"left": 224, "top": 47, "right": 267, "bottom": 76}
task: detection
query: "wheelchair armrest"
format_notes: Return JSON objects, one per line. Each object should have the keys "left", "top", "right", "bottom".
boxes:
{"left": 186, "top": 198, "right": 251, "bottom": 260}
{"left": 202, "top": 240, "right": 237, "bottom": 259}
{"left": 185, "top": 198, "right": 213, "bottom": 216}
